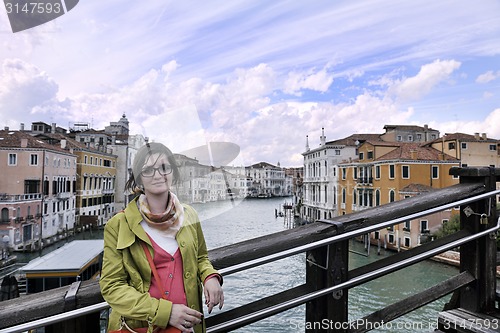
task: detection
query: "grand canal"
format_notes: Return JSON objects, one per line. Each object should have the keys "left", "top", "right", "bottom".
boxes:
{"left": 14, "top": 196, "right": 458, "bottom": 332}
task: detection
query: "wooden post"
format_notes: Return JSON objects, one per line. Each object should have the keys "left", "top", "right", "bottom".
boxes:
{"left": 306, "top": 221, "right": 348, "bottom": 332}
{"left": 454, "top": 167, "right": 498, "bottom": 313}
{"left": 46, "top": 313, "right": 101, "bottom": 333}
{"left": 45, "top": 281, "right": 102, "bottom": 333}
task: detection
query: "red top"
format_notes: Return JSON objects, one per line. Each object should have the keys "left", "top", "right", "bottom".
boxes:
{"left": 147, "top": 236, "right": 187, "bottom": 306}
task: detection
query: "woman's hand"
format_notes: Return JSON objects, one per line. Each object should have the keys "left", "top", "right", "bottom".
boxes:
{"left": 169, "top": 304, "right": 203, "bottom": 333}
{"left": 204, "top": 277, "right": 224, "bottom": 314}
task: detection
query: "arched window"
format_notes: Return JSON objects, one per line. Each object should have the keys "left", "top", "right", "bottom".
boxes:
{"left": 1, "top": 208, "right": 9, "bottom": 222}
{"left": 389, "top": 190, "right": 395, "bottom": 203}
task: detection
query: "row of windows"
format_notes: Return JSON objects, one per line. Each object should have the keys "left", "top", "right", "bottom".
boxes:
{"left": 82, "top": 155, "right": 114, "bottom": 167}
{"left": 342, "top": 164, "right": 441, "bottom": 180}
{"left": 82, "top": 176, "right": 115, "bottom": 191}
{"left": 81, "top": 195, "right": 114, "bottom": 207}
{"left": 448, "top": 142, "right": 498, "bottom": 151}
{"left": 304, "top": 149, "right": 342, "bottom": 161}
{"left": 341, "top": 188, "right": 396, "bottom": 206}
{"left": 7, "top": 153, "right": 115, "bottom": 168}
{"left": 1, "top": 199, "right": 75, "bottom": 222}
{"left": 395, "top": 133, "right": 438, "bottom": 142}
{"left": 7, "top": 153, "right": 75, "bottom": 168}
{"left": 1, "top": 206, "right": 41, "bottom": 222}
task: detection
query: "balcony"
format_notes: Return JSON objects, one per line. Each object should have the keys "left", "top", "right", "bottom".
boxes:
{"left": 356, "top": 177, "right": 373, "bottom": 185}
{"left": 56, "top": 192, "right": 72, "bottom": 199}
{"left": 0, "top": 193, "right": 42, "bottom": 202}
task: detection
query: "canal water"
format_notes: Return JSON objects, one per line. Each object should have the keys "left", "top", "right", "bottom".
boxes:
{"left": 14, "top": 197, "right": 458, "bottom": 332}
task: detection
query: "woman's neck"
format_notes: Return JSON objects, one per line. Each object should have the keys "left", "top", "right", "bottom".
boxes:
{"left": 144, "top": 191, "right": 170, "bottom": 214}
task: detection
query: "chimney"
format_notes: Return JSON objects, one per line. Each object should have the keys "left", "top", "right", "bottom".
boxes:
{"left": 410, "top": 150, "right": 417, "bottom": 160}
{"left": 305, "top": 135, "right": 310, "bottom": 152}
{"left": 20, "top": 123, "right": 24, "bottom": 131}
{"left": 61, "top": 139, "right": 67, "bottom": 149}
{"left": 481, "top": 133, "right": 487, "bottom": 140}
{"left": 320, "top": 128, "right": 326, "bottom": 146}
{"left": 4, "top": 126, "right": 9, "bottom": 130}
{"left": 474, "top": 133, "right": 480, "bottom": 140}
{"left": 51, "top": 123, "right": 56, "bottom": 134}
{"left": 21, "top": 138, "right": 28, "bottom": 148}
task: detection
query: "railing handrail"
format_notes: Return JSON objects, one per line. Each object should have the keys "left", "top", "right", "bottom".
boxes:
{"left": 4, "top": 207, "right": 498, "bottom": 333}
{"left": 207, "top": 217, "right": 500, "bottom": 332}
{"left": 219, "top": 189, "right": 500, "bottom": 276}
{"left": 0, "top": 302, "right": 109, "bottom": 333}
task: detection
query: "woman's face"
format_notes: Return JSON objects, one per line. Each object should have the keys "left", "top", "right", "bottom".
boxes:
{"left": 140, "top": 153, "right": 173, "bottom": 196}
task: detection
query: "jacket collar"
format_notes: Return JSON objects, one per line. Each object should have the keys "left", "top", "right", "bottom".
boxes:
{"left": 116, "top": 197, "right": 152, "bottom": 249}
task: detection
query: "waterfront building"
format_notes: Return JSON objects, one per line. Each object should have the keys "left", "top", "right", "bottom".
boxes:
{"left": 338, "top": 140, "right": 460, "bottom": 249}
{"left": 67, "top": 115, "right": 146, "bottom": 212}
{"left": 174, "top": 153, "right": 211, "bottom": 203}
{"left": 34, "top": 132, "right": 118, "bottom": 228}
{"left": 245, "top": 162, "right": 289, "bottom": 197}
{"left": 173, "top": 153, "right": 249, "bottom": 203}
{"left": 285, "top": 167, "right": 303, "bottom": 211}
{"left": 0, "top": 130, "right": 77, "bottom": 251}
{"left": 428, "top": 132, "right": 500, "bottom": 167}
{"left": 428, "top": 132, "right": 500, "bottom": 196}
{"left": 220, "top": 165, "right": 251, "bottom": 200}
{"left": 301, "top": 128, "right": 381, "bottom": 222}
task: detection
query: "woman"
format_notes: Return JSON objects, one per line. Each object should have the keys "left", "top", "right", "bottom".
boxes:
{"left": 100, "top": 142, "right": 224, "bottom": 333}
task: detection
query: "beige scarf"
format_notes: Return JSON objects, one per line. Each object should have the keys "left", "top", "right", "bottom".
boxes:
{"left": 137, "top": 192, "right": 184, "bottom": 238}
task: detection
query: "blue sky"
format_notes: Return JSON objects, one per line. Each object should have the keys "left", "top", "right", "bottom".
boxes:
{"left": 1, "top": 0, "right": 500, "bottom": 166}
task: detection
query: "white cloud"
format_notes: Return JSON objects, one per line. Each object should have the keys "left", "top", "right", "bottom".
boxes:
{"left": 283, "top": 67, "right": 334, "bottom": 96}
{"left": 476, "top": 70, "right": 500, "bottom": 83}
{"left": 483, "top": 108, "right": 500, "bottom": 138}
{"left": 388, "top": 59, "right": 461, "bottom": 101}
{"left": 0, "top": 59, "right": 59, "bottom": 128}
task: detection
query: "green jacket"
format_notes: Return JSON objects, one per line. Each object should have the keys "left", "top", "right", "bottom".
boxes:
{"left": 99, "top": 198, "right": 221, "bottom": 333}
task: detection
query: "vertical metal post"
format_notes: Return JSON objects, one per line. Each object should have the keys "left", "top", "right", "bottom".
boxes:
{"left": 306, "top": 222, "right": 348, "bottom": 332}
{"left": 456, "top": 167, "right": 498, "bottom": 313}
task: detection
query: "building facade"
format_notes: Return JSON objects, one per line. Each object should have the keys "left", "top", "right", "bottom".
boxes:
{"left": 301, "top": 129, "right": 381, "bottom": 222}
{"left": 338, "top": 140, "right": 460, "bottom": 249}
{"left": 245, "top": 162, "right": 290, "bottom": 198}
{"left": 0, "top": 130, "right": 77, "bottom": 251}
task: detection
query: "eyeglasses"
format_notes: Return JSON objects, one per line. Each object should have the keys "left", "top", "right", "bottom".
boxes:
{"left": 140, "top": 164, "right": 173, "bottom": 177}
